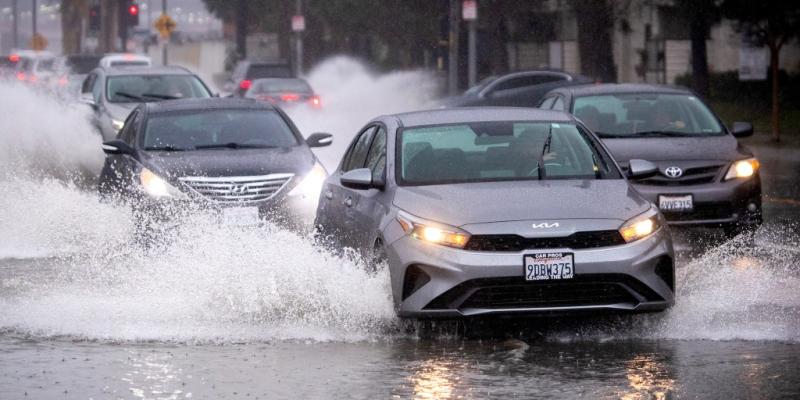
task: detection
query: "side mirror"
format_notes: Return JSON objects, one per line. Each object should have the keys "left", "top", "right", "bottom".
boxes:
{"left": 627, "top": 159, "right": 658, "bottom": 179}
{"left": 102, "top": 139, "right": 136, "bottom": 155}
{"left": 80, "top": 92, "right": 96, "bottom": 108}
{"left": 731, "top": 121, "right": 753, "bottom": 138}
{"left": 340, "top": 168, "right": 373, "bottom": 190}
{"left": 306, "top": 132, "right": 333, "bottom": 148}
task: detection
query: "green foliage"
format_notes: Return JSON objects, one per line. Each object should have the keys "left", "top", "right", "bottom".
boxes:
{"left": 720, "top": 0, "right": 800, "bottom": 48}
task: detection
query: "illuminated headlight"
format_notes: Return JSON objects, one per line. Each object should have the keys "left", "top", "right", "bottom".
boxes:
{"left": 619, "top": 207, "right": 663, "bottom": 243}
{"left": 724, "top": 158, "right": 759, "bottom": 181}
{"left": 397, "top": 210, "right": 470, "bottom": 249}
{"left": 139, "top": 168, "right": 186, "bottom": 199}
{"left": 288, "top": 162, "right": 327, "bottom": 197}
{"left": 111, "top": 119, "right": 125, "bottom": 132}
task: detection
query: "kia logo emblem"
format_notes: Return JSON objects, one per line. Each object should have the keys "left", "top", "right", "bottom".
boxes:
{"left": 230, "top": 183, "right": 249, "bottom": 194}
{"left": 664, "top": 166, "right": 683, "bottom": 178}
{"left": 532, "top": 222, "right": 559, "bottom": 229}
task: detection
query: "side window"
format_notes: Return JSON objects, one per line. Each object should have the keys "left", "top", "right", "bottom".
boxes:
{"left": 81, "top": 73, "right": 95, "bottom": 93}
{"left": 365, "top": 127, "right": 387, "bottom": 182}
{"left": 342, "top": 126, "right": 376, "bottom": 172}
{"left": 118, "top": 110, "right": 139, "bottom": 142}
{"left": 539, "top": 96, "right": 556, "bottom": 109}
{"left": 552, "top": 96, "right": 566, "bottom": 111}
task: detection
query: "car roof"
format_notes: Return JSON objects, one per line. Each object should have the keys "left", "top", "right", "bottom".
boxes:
{"left": 551, "top": 83, "right": 692, "bottom": 97}
{"left": 144, "top": 98, "right": 277, "bottom": 114}
{"left": 101, "top": 66, "right": 194, "bottom": 76}
{"left": 389, "top": 107, "right": 574, "bottom": 127}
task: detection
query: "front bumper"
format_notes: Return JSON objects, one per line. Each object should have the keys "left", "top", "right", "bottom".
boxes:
{"left": 386, "top": 228, "right": 674, "bottom": 318}
{"left": 632, "top": 174, "right": 762, "bottom": 227}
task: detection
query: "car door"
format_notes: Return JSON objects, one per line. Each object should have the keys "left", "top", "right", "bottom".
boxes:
{"left": 317, "top": 125, "right": 376, "bottom": 248}
{"left": 345, "top": 125, "right": 389, "bottom": 253}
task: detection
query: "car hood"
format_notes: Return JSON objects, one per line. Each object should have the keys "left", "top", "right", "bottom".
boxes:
{"left": 140, "top": 146, "right": 315, "bottom": 182}
{"left": 105, "top": 102, "right": 137, "bottom": 121}
{"left": 393, "top": 179, "right": 650, "bottom": 227}
{"left": 602, "top": 135, "right": 751, "bottom": 163}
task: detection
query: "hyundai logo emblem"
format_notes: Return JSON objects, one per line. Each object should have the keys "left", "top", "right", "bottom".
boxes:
{"left": 664, "top": 166, "right": 683, "bottom": 178}
{"left": 230, "top": 183, "right": 249, "bottom": 194}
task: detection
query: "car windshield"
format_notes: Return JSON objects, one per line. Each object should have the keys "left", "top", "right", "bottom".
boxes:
{"left": 66, "top": 56, "right": 101, "bottom": 74}
{"left": 249, "top": 79, "right": 312, "bottom": 94}
{"left": 463, "top": 76, "right": 496, "bottom": 96}
{"left": 106, "top": 75, "right": 211, "bottom": 103}
{"left": 142, "top": 109, "right": 299, "bottom": 151}
{"left": 399, "top": 121, "right": 620, "bottom": 185}
{"left": 246, "top": 64, "right": 293, "bottom": 79}
{"left": 572, "top": 93, "right": 724, "bottom": 137}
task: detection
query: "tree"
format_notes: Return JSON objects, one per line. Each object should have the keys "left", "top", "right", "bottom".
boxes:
{"left": 674, "top": 0, "right": 721, "bottom": 98}
{"left": 570, "top": 0, "right": 617, "bottom": 82}
{"left": 722, "top": 0, "right": 800, "bottom": 142}
{"left": 61, "top": 0, "right": 88, "bottom": 54}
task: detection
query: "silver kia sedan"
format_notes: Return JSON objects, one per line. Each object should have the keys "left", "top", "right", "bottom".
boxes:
{"left": 314, "top": 108, "right": 675, "bottom": 318}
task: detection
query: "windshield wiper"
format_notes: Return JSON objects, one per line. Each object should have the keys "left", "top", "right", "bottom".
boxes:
{"left": 633, "top": 130, "right": 697, "bottom": 137}
{"left": 594, "top": 132, "right": 631, "bottom": 138}
{"left": 194, "top": 143, "right": 279, "bottom": 150}
{"left": 141, "top": 93, "right": 181, "bottom": 100}
{"left": 113, "top": 91, "right": 144, "bottom": 101}
{"left": 145, "top": 145, "right": 187, "bottom": 151}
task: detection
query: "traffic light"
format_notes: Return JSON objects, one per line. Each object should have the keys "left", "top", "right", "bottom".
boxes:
{"left": 89, "top": 5, "right": 100, "bottom": 32}
{"left": 127, "top": 2, "right": 140, "bottom": 27}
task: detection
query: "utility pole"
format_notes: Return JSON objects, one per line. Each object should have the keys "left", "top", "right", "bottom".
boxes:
{"left": 32, "top": 0, "right": 37, "bottom": 37}
{"left": 11, "top": 0, "right": 18, "bottom": 49}
{"left": 162, "top": 0, "right": 168, "bottom": 65}
{"left": 235, "top": 0, "right": 247, "bottom": 60}
{"left": 295, "top": 0, "right": 303, "bottom": 76}
{"left": 448, "top": 0, "right": 460, "bottom": 95}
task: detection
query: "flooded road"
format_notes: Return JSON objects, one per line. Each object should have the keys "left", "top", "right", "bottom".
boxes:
{"left": 1, "top": 58, "right": 799, "bottom": 398}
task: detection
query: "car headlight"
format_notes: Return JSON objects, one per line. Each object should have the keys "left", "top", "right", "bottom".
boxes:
{"left": 139, "top": 168, "right": 186, "bottom": 199}
{"left": 724, "top": 158, "right": 759, "bottom": 181}
{"left": 397, "top": 210, "right": 470, "bottom": 249}
{"left": 288, "top": 162, "right": 327, "bottom": 197}
{"left": 619, "top": 207, "right": 663, "bottom": 243}
{"left": 111, "top": 119, "right": 125, "bottom": 133}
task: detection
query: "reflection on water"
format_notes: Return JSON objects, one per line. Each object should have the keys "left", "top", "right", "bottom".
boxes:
{"left": 403, "top": 359, "right": 463, "bottom": 400}
{"left": 621, "top": 354, "right": 676, "bottom": 400}
{"left": 122, "top": 350, "right": 188, "bottom": 400}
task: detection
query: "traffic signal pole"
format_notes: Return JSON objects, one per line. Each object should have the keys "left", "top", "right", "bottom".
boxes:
{"left": 11, "top": 0, "right": 18, "bottom": 49}
{"left": 448, "top": 0, "right": 459, "bottom": 96}
{"left": 296, "top": 0, "right": 303, "bottom": 76}
{"left": 162, "top": 0, "right": 168, "bottom": 65}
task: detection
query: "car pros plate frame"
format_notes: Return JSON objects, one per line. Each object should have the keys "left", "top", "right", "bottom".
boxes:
{"left": 524, "top": 252, "right": 575, "bottom": 281}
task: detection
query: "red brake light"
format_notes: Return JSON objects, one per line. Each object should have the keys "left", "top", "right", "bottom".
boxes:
{"left": 309, "top": 95, "right": 322, "bottom": 108}
{"left": 16, "top": 72, "right": 25, "bottom": 81}
{"left": 239, "top": 79, "right": 252, "bottom": 90}
{"left": 9, "top": 54, "right": 19, "bottom": 63}
{"left": 129, "top": 5, "right": 139, "bottom": 15}
{"left": 280, "top": 93, "right": 300, "bottom": 102}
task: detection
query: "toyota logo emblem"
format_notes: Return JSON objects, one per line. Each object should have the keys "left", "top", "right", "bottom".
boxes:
{"left": 230, "top": 184, "right": 249, "bottom": 194}
{"left": 664, "top": 166, "right": 683, "bottom": 178}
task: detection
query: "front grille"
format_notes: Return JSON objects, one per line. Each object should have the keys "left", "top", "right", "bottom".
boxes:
{"left": 662, "top": 202, "right": 733, "bottom": 221}
{"left": 636, "top": 165, "right": 723, "bottom": 186}
{"left": 179, "top": 173, "right": 294, "bottom": 203}
{"left": 424, "top": 274, "right": 662, "bottom": 310}
{"left": 464, "top": 230, "right": 625, "bottom": 252}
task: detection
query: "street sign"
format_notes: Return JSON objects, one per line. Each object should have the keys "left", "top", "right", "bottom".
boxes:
{"left": 30, "top": 33, "right": 48, "bottom": 51}
{"left": 154, "top": 13, "right": 177, "bottom": 39}
{"left": 462, "top": 0, "right": 477, "bottom": 21}
{"left": 292, "top": 15, "right": 305, "bottom": 32}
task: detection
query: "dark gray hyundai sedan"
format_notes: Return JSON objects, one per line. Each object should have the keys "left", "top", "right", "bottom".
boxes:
{"left": 540, "top": 84, "right": 762, "bottom": 237}
{"left": 315, "top": 108, "right": 675, "bottom": 318}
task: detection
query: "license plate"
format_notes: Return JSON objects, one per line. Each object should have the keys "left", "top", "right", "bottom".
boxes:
{"left": 658, "top": 194, "right": 693, "bottom": 212}
{"left": 222, "top": 207, "right": 260, "bottom": 226}
{"left": 524, "top": 252, "right": 574, "bottom": 281}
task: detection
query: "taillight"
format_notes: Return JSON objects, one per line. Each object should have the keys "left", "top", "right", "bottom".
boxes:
{"left": 9, "top": 54, "right": 19, "bottom": 63}
{"left": 309, "top": 95, "right": 322, "bottom": 108}
{"left": 239, "top": 79, "right": 252, "bottom": 90}
{"left": 16, "top": 72, "right": 25, "bottom": 81}
{"left": 280, "top": 93, "right": 300, "bottom": 102}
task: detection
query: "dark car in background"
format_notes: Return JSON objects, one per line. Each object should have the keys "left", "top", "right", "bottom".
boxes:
{"left": 243, "top": 78, "right": 321, "bottom": 109}
{"left": 441, "top": 70, "right": 593, "bottom": 108}
{"left": 540, "top": 84, "right": 761, "bottom": 237}
{"left": 54, "top": 54, "right": 103, "bottom": 96}
{"left": 0, "top": 54, "right": 19, "bottom": 80}
{"left": 224, "top": 60, "right": 293, "bottom": 96}
{"left": 12, "top": 50, "right": 56, "bottom": 85}
{"left": 80, "top": 65, "right": 214, "bottom": 140}
{"left": 99, "top": 98, "right": 333, "bottom": 235}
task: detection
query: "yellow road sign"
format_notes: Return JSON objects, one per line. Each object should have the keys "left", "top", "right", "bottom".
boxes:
{"left": 154, "top": 13, "right": 177, "bottom": 39}
{"left": 30, "top": 33, "right": 48, "bottom": 51}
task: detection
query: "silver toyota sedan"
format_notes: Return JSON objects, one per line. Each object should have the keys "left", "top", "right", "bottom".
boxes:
{"left": 315, "top": 108, "right": 675, "bottom": 318}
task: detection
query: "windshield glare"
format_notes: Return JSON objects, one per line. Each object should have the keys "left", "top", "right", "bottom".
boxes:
{"left": 107, "top": 75, "right": 211, "bottom": 103}
{"left": 143, "top": 109, "right": 298, "bottom": 151}
{"left": 573, "top": 93, "right": 723, "bottom": 137}
{"left": 400, "top": 122, "right": 619, "bottom": 185}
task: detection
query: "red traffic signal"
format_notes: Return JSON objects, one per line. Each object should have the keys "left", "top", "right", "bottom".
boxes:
{"left": 129, "top": 4, "right": 139, "bottom": 16}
